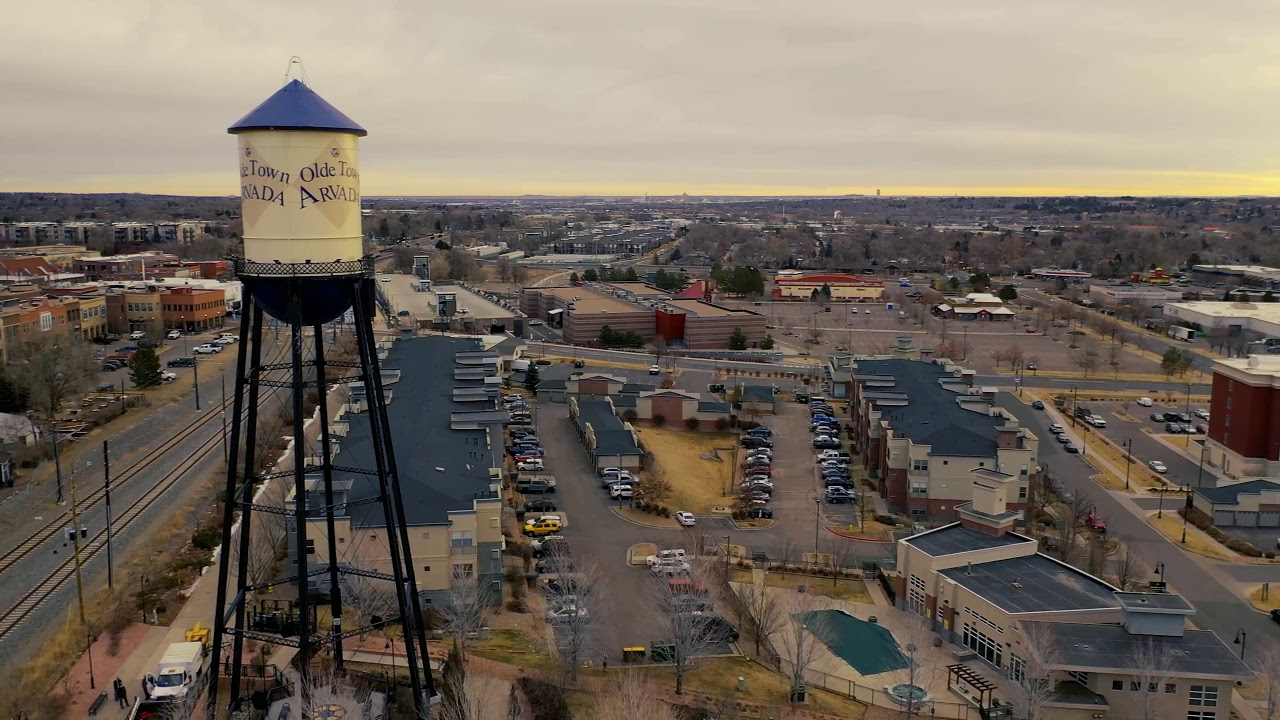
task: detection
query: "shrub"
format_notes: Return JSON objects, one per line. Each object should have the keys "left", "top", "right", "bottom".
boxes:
{"left": 623, "top": 409, "right": 638, "bottom": 422}
{"left": 874, "top": 514, "right": 897, "bottom": 525}
{"left": 1267, "top": 551, "right": 1276, "bottom": 560}
{"left": 518, "top": 677, "right": 571, "bottom": 720}
{"left": 652, "top": 414, "right": 666, "bottom": 426}
{"left": 660, "top": 506, "right": 670, "bottom": 517}
{"left": 191, "top": 528, "right": 221, "bottom": 550}
{"left": 715, "top": 417, "right": 732, "bottom": 432}
{"left": 685, "top": 417, "right": 701, "bottom": 431}
{"left": 732, "top": 510, "right": 744, "bottom": 520}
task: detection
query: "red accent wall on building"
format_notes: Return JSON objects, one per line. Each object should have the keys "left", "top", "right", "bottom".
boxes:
{"left": 886, "top": 467, "right": 908, "bottom": 510}
{"left": 578, "top": 379, "right": 610, "bottom": 395}
{"left": 650, "top": 395, "right": 687, "bottom": 425}
{"left": 655, "top": 309, "right": 686, "bottom": 345}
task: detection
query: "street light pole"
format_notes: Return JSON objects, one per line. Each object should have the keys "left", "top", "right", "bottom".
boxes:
{"left": 1157, "top": 485, "right": 1166, "bottom": 519}
{"left": 1123, "top": 438, "right": 1133, "bottom": 491}
{"left": 814, "top": 497, "right": 821, "bottom": 549}
{"left": 1071, "top": 386, "right": 1078, "bottom": 426}
{"left": 193, "top": 353, "right": 201, "bottom": 411}
{"left": 87, "top": 632, "right": 96, "bottom": 689}
{"left": 1181, "top": 486, "right": 1190, "bottom": 544}
{"left": 1154, "top": 561, "right": 1166, "bottom": 587}
{"left": 1235, "top": 629, "right": 1248, "bottom": 661}
{"left": 221, "top": 376, "right": 228, "bottom": 463}
{"left": 103, "top": 440, "right": 113, "bottom": 589}
{"left": 1196, "top": 444, "right": 1207, "bottom": 488}
{"left": 68, "top": 468, "right": 87, "bottom": 626}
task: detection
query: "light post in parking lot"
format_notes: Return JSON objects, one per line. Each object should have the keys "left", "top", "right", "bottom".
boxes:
{"left": 1070, "top": 386, "right": 1078, "bottom": 427}
{"left": 1122, "top": 438, "right": 1133, "bottom": 491}
{"left": 1181, "top": 485, "right": 1191, "bottom": 544}
{"left": 1184, "top": 381, "right": 1194, "bottom": 420}
{"left": 814, "top": 497, "right": 822, "bottom": 549}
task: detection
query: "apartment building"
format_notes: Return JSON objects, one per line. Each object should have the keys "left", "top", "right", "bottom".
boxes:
{"left": 1205, "top": 355, "right": 1280, "bottom": 477}
{"left": 893, "top": 477, "right": 1249, "bottom": 719}
{"left": 290, "top": 336, "right": 505, "bottom": 606}
{"left": 850, "top": 357, "right": 1038, "bottom": 520}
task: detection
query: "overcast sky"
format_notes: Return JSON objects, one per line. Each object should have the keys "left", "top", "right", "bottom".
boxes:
{"left": 3, "top": 0, "right": 1278, "bottom": 197}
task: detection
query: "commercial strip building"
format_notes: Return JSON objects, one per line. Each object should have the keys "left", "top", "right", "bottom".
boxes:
{"left": 537, "top": 371, "right": 732, "bottom": 431}
{"left": 933, "top": 293, "right": 1015, "bottom": 321}
{"left": 1163, "top": 302, "right": 1280, "bottom": 340}
{"left": 893, "top": 478, "right": 1250, "bottom": 720}
{"left": 1087, "top": 283, "right": 1185, "bottom": 307}
{"left": 771, "top": 273, "right": 885, "bottom": 302}
{"left": 1191, "top": 264, "right": 1280, "bottom": 288}
{"left": 103, "top": 284, "right": 229, "bottom": 337}
{"left": 289, "top": 336, "right": 506, "bottom": 606}
{"left": 1030, "top": 268, "right": 1092, "bottom": 282}
{"left": 520, "top": 284, "right": 766, "bottom": 349}
{"left": 1205, "top": 355, "right": 1280, "bottom": 477}
{"left": 568, "top": 395, "right": 644, "bottom": 471}
{"left": 0, "top": 295, "right": 109, "bottom": 361}
{"left": 849, "top": 357, "right": 1038, "bottom": 520}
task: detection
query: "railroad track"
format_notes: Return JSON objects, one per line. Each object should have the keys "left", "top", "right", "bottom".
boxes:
{"left": 0, "top": 341, "right": 290, "bottom": 642}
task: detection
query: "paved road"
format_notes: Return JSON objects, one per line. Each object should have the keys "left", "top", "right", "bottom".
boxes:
{"left": 998, "top": 392, "right": 1279, "bottom": 667}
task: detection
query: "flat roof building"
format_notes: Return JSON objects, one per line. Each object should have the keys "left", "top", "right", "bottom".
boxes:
{"left": 1205, "top": 355, "right": 1280, "bottom": 477}
{"left": 772, "top": 273, "right": 885, "bottom": 302}
{"left": 1164, "top": 301, "right": 1280, "bottom": 340}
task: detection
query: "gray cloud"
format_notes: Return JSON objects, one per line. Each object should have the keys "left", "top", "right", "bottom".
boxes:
{"left": 2, "top": 0, "right": 1278, "bottom": 195}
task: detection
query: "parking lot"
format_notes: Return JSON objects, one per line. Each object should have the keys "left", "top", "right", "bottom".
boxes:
{"left": 94, "top": 325, "right": 235, "bottom": 392}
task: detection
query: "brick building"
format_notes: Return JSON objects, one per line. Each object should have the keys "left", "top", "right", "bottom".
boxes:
{"left": 161, "top": 287, "right": 227, "bottom": 332}
{"left": 0, "top": 296, "right": 107, "bottom": 362}
{"left": 849, "top": 357, "right": 1038, "bottom": 521}
{"left": 1205, "top": 355, "right": 1280, "bottom": 477}
{"left": 655, "top": 299, "right": 766, "bottom": 350}
{"left": 521, "top": 286, "right": 655, "bottom": 346}
{"left": 105, "top": 288, "right": 164, "bottom": 338}
{"left": 771, "top": 272, "right": 885, "bottom": 302}
{"left": 73, "top": 252, "right": 180, "bottom": 281}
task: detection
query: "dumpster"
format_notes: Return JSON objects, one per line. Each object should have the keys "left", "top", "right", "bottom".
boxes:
{"left": 622, "top": 646, "right": 646, "bottom": 664}
{"left": 651, "top": 642, "right": 676, "bottom": 664}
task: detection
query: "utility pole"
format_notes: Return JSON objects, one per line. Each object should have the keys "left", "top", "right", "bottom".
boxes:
{"left": 193, "top": 353, "right": 202, "bottom": 411}
{"left": 68, "top": 468, "right": 87, "bottom": 626}
{"left": 221, "top": 376, "right": 228, "bottom": 463}
{"left": 103, "top": 441, "right": 113, "bottom": 589}
{"left": 50, "top": 418, "right": 64, "bottom": 504}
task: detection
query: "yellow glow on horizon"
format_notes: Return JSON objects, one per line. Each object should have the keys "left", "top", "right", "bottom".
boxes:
{"left": 4, "top": 169, "right": 1279, "bottom": 199}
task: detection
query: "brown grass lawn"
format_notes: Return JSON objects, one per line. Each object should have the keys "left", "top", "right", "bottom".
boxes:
{"left": 1249, "top": 586, "right": 1280, "bottom": 613}
{"left": 641, "top": 655, "right": 868, "bottom": 718}
{"left": 1148, "top": 513, "right": 1232, "bottom": 561}
{"left": 634, "top": 426, "right": 736, "bottom": 514}
{"left": 1085, "top": 433, "right": 1164, "bottom": 491}
{"left": 471, "top": 628, "right": 559, "bottom": 671}
{"left": 730, "top": 570, "right": 872, "bottom": 603}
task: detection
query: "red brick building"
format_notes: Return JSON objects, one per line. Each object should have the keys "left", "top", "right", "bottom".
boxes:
{"left": 1206, "top": 356, "right": 1280, "bottom": 477}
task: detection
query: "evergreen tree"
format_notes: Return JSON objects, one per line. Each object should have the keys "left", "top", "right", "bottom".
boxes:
{"left": 524, "top": 363, "right": 540, "bottom": 393}
{"left": 569, "top": 271, "right": 580, "bottom": 283}
{"left": 729, "top": 327, "right": 748, "bottom": 350}
{"left": 760, "top": 334, "right": 775, "bottom": 350}
{"left": 130, "top": 346, "right": 163, "bottom": 389}
{"left": 622, "top": 267, "right": 639, "bottom": 281}
{"left": 997, "top": 284, "right": 1018, "bottom": 302}
{"left": 583, "top": 268, "right": 599, "bottom": 282}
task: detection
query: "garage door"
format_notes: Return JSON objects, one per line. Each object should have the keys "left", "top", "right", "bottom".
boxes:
{"left": 1214, "top": 510, "right": 1236, "bottom": 526}
{"left": 1260, "top": 512, "right": 1280, "bottom": 528}
{"left": 1234, "top": 511, "right": 1259, "bottom": 528}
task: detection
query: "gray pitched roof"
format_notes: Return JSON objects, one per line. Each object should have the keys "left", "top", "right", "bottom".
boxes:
{"left": 621, "top": 382, "right": 656, "bottom": 394}
{"left": 938, "top": 553, "right": 1119, "bottom": 614}
{"left": 1195, "top": 479, "right": 1280, "bottom": 505}
{"left": 340, "top": 336, "right": 500, "bottom": 527}
{"left": 856, "top": 358, "right": 1004, "bottom": 457}
{"left": 741, "top": 385, "right": 775, "bottom": 404}
{"left": 698, "top": 400, "right": 732, "bottom": 413}
{"left": 904, "top": 523, "right": 1034, "bottom": 557}
{"left": 576, "top": 398, "right": 642, "bottom": 457}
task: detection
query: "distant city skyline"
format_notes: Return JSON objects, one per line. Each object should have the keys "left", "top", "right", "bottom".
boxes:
{"left": 3, "top": 0, "right": 1277, "bottom": 197}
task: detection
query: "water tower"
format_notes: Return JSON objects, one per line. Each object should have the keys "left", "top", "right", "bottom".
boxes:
{"left": 207, "top": 74, "right": 434, "bottom": 717}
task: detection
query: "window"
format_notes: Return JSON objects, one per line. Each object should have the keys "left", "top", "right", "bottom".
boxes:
{"left": 423, "top": 565, "right": 431, "bottom": 572}
{"left": 1018, "top": 487, "right": 1028, "bottom": 499}
{"left": 962, "top": 621, "right": 1002, "bottom": 668}
{"left": 452, "top": 563, "right": 474, "bottom": 579}
{"left": 912, "top": 459, "right": 929, "bottom": 472}
{"left": 911, "top": 482, "right": 928, "bottom": 495}
{"left": 451, "top": 530, "right": 474, "bottom": 549}
{"left": 978, "top": 461, "right": 985, "bottom": 467}
{"left": 1187, "top": 713, "right": 1216, "bottom": 720}
{"left": 1226, "top": 397, "right": 1232, "bottom": 409}
{"left": 1225, "top": 415, "right": 1230, "bottom": 427}
{"left": 421, "top": 532, "right": 430, "bottom": 540}
{"left": 1165, "top": 684, "right": 1177, "bottom": 694}
{"left": 1130, "top": 681, "right": 1141, "bottom": 691}
{"left": 1189, "top": 686, "right": 1218, "bottom": 707}
{"left": 1067, "top": 671, "right": 1089, "bottom": 687}
{"left": 304, "top": 539, "right": 315, "bottom": 555}
{"left": 910, "top": 507, "right": 925, "bottom": 516}
{"left": 907, "top": 575, "right": 927, "bottom": 616}
{"left": 1111, "top": 679, "right": 1123, "bottom": 691}
{"left": 1009, "top": 654, "right": 1026, "bottom": 683}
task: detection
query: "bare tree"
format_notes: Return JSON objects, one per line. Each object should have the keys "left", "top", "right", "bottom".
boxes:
{"left": 649, "top": 566, "right": 723, "bottom": 695}
{"left": 734, "top": 578, "right": 784, "bottom": 656}
{"left": 343, "top": 574, "right": 400, "bottom": 646}
{"left": 825, "top": 537, "right": 859, "bottom": 587}
{"left": 894, "top": 612, "right": 940, "bottom": 719}
{"left": 1111, "top": 542, "right": 1140, "bottom": 591}
{"left": 1058, "top": 492, "right": 1093, "bottom": 565}
{"left": 438, "top": 666, "right": 521, "bottom": 720}
{"left": 238, "top": 477, "right": 290, "bottom": 589}
{"left": 441, "top": 573, "right": 496, "bottom": 656}
{"left": 1072, "top": 346, "right": 1100, "bottom": 378}
{"left": 775, "top": 594, "right": 827, "bottom": 704}
{"left": 11, "top": 333, "right": 98, "bottom": 420}
{"left": 594, "top": 671, "right": 679, "bottom": 720}
{"left": 542, "top": 543, "right": 606, "bottom": 683}
{"left": 1007, "top": 343, "right": 1026, "bottom": 370}
{"left": 1257, "top": 640, "right": 1280, "bottom": 720}
{"left": 1011, "top": 622, "right": 1062, "bottom": 720}
{"left": 1129, "top": 637, "right": 1178, "bottom": 720}
{"left": 295, "top": 661, "right": 368, "bottom": 719}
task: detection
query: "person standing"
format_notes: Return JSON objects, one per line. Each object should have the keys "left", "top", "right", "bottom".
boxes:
{"left": 113, "top": 677, "right": 128, "bottom": 707}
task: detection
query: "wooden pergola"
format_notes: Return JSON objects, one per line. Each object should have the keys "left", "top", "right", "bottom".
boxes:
{"left": 947, "top": 663, "right": 996, "bottom": 708}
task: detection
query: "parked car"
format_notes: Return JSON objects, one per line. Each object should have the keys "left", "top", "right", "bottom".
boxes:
{"left": 523, "top": 517, "right": 562, "bottom": 536}
{"left": 129, "top": 331, "right": 146, "bottom": 340}
{"left": 1270, "top": 609, "right": 1280, "bottom": 625}
{"left": 743, "top": 506, "right": 774, "bottom": 519}
{"left": 1031, "top": 400, "right": 1045, "bottom": 410}
{"left": 817, "top": 450, "right": 852, "bottom": 462}
{"left": 573, "top": 359, "right": 585, "bottom": 368}
{"left": 1065, "top": 443, "right": 1080, "bottom": 453}
{"left": 745, "top": 426, "right": 773, "bottom": 437}
{"left": 1057, "top": 434, "right": 1071, "bottom": 444}
{"left": 1151, "top": 413, "right": 1166, "bottom": 422}
{"left": 166, "top": 329, "right": 181, "bottom": 340}
{"left": 214, "top": 336, "right": 236, "bottom": 346}
{"left": 743, "top": 437, "right": 774, "bottom": 449}
{"left": 649, "top": 365, "right": 661, "bottom": 375}
{"left": 1137, "top": 397, "right": 1154, "bottom": 407}
{"left": 546, "top": 605, "right": 589, "bottom": 622}
{"left": 695, "top": 615, "right": 740, "bottom": 644}
{"left": 813, "top": 437, "right": 841, "bottom": 449}
{"left": 675, "top": 511, "right": 696, "bottom": 527}
{"left": 1194, "top": 409, "right": 1210, "bottom": 420}
{"left": 516, "top": 478, "right": 556, "bottom": 494}
{"left": 517, "top": 460, "right": 544, "bottom": 472}
{"left": 1165, "top": 422, "right": 1184, "bottom": 434}
{"left": 1048, "top": 424, "right": 1063, "bottom": 434}
{"left": 193, "top": 343, "right": 221, "bottom": 354}
{"left": 1086, "top": 512, "right": 1107, "bottom": 533}
{"left": 825, "top": 487, "right": 857, "bottom": 504}
{"left": 1148, "top": 461, "right": 1168, "bottom": 473}
{"left": 523, "top": 499, "right": 557, "bottom": 513}
{"left": 160, "top": 371, "right": 177, "bottom": 383}
{"left": 609, "top": 485, "right": 634, "bottom": 500}
{"left": 1174, "top": 413, "right": 1192, "bottom": 423}
{"left": 167, "top": 357, "right": 197, "bottom": 368}
{"left": 646, "top": 549, "right": 688, "bottom": 568}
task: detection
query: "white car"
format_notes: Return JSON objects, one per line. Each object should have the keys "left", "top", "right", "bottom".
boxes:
{"left": 609, "top": 484, "right": 634, "bottom": 500}
{"left": 517, "top": 460, "right": 544, "bottom": 472}
{"left": 214, "top": 337, "right": 235, "bottom": 346}
{"left": 649, "top": 365, "right": 661, "bottom": 375}
{"left": 166, "top": 330, "right": 181, "bottom": 340}
{"left": 160, "top": 371, "right": 176, "bottom": 383}
{"left": 1137, "top": 397, "right": 1154, "bottom": 407}
{"left": 1149, "top": 461, "right": 1168, "bottom": 473}
{"left": 529, "top": 320, "right": 543, "bottom": 326}
{"left": 547, "top": 605, "right": 588, "bottom": 622}
{"left": 645, "top": 549, "right": 687, "bottom": 568}
{"left": 193, "top": 344, "right": 221, "bottom": 354}
{"left": 1194, "top": 409, "right": 1210, "bottom": 420}
{"left": 380, "top": 277, "right": 390, "bottom": 283}
{"left": 1090, "top": 416, "right": 1107, "bottom": 428}
{"left": 129, "top": 331, "right": 146, "bottom": 340}
{"left": 650, "top": 559, "right": 691, "bottom": 575}
{"left": 675, "top": 511, "right": 696, "bottom": 527}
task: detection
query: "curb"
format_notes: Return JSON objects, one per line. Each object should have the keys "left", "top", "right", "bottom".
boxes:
{"left": 728, "top": 519, "right": 777, "bottom": 531}
{"left": 1144, "top": 513, "right": 1235, "bottom": 562}
{"left": 609, "top": 506, "right": 678, "bottom": 529}
{"left": 825, "top": 526, "right": 895, "bottom": 543}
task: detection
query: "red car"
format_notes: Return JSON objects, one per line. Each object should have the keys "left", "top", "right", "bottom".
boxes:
{"left": 1087, "top": 512, "right": 1107, "bottom": 533}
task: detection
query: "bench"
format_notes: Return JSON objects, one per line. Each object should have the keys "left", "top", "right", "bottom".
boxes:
{"left": 87, "top": 691, "right": 108, "bottom": 716}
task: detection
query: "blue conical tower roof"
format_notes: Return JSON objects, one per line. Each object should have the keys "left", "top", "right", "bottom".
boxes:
{"left": 228, "top": 79, "right": 366, "bottom": 136}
